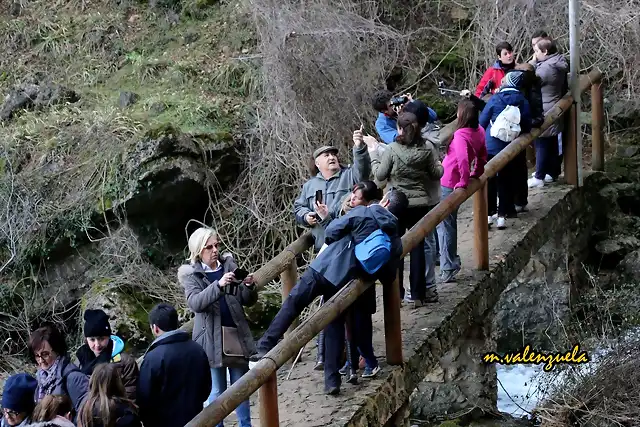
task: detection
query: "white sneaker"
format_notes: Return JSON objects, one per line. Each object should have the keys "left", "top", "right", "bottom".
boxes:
{"left": 528, "top": 177, "right": 544, "bottom": 188}
{"left": 544, "top": 174, "right": 554, "bottom": 183}
{"left": 496, "top": 216, "right": 506, "bottom": 229}
{"left": 488, "top": 214, "right": 497, "bottom": 227}
{"left": 515, "top": 205, "right": 528, "bottom": 213}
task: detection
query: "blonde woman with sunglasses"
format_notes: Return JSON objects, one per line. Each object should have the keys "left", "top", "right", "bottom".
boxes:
{"left": 178, "top": 227, "right": 257, "bottom": 427}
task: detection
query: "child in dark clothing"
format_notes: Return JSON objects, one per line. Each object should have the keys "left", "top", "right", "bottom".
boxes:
{"left": 251, "top": 190, "right": 409, "bottom": 395}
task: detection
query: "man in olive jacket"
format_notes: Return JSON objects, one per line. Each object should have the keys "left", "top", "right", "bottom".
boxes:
{"left": 293, "top": 130, "right": 371, "bottom": 251}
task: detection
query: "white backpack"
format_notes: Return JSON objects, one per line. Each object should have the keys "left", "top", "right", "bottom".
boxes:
{"left": 490, "top": 105, "right": 521, "bottom": 142}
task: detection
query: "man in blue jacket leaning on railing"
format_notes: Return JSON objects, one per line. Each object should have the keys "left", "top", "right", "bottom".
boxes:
{"left": 250, "top": 189, "right": 409, "bottom": 395}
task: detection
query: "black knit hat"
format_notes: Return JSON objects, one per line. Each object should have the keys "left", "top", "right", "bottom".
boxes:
{"left": 83, "top": 309, "right": 112, "bottom": 338}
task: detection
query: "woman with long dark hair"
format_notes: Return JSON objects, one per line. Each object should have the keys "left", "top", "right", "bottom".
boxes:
{"left": 371, "top": 112, "right": 444, "bottom": 306}
{"left": 77, "top": 364, "right": 139, "bottom": 427}
{"left": 438, "top": 100, "right": 487, "bottom": 282}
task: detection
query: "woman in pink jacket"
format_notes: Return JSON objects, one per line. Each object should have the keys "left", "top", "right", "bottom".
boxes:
{"left": 437, "top": 99, "right": 487, "bottom": 283}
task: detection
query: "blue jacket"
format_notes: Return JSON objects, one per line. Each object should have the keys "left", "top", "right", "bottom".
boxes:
{"left": 479, "top": 88, "right": 532, "bottom": 155}
{"left": 310, "top": 204, "right": 402, "bottom": 286}
{"left": 138, "top": 331, "right": 212, "bottom": 427}
{"left": 375, "top": 108, "right": 437, "bottom": 144}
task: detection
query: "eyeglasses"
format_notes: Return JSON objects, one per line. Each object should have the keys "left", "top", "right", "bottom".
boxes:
{"left": 203, "top": 244, "right": 218, "bottom": 251}
{"left": 2, "top": 408, "right": 20, "bottom": 417}
{"left": 34, "top": 350, "right": 51, "bottom": 360}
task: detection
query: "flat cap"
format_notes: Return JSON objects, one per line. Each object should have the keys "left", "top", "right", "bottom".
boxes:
{"left": 313, "top": 145, "right": 339, "bottom": 159}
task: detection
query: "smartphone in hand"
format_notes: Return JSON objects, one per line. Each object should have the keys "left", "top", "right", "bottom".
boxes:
{"left": 315, "top": 190, "right": 323, "bottom": 204}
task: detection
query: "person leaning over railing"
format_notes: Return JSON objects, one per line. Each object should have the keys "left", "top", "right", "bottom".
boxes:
{"left": 370, "top": 111, "right": 444, "bottom": 307}
{"left": 178, "top": 227, "right": 257, "bottom": 427}
{"left": 335, "top": 181, "right": 384, "bottom": 384}
{"left": 250, "top": 189, "right": 409, "bottom": 396}
{"left": 293, "top": 132, "right": 371, "bottom": 253}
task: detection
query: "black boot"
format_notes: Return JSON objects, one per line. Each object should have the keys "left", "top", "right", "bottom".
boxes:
{"left": 314, "top": 329, "right": 325, "bottom": 371}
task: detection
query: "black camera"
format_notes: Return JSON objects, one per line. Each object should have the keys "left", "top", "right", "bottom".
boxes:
{"left": 390, "top": 96, "right": 409, "bottom": 107}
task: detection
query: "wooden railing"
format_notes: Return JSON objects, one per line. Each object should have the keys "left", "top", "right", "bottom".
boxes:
{"left": 183, "top": 69, "right": 604, "bottom": 427}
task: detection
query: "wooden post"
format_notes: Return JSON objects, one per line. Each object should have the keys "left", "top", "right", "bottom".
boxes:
{"left": 591, "top": 81, "right": 605, "bottom": 171}
{"left": 473, "top": 183, "right": 489, "bottom": 270}
{"left": 564, "top": 105, "right": 578, "bottom": 186}
{"left": 281, "top": 259, "right": 298, "bottom": 334}
{"left": 256, "top": 259, "right": 296, "bottom": 427}
{"left": 258, "top": 372, "right": 279, "bottom": 427}
{"left": 383, "top": 271, "right": 403, "bottom": 365}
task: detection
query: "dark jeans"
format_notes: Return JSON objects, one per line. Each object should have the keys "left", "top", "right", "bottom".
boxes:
{"left": 513, "top": 151, "right": 528, "bottom": 208}
{"left": 535, "top": 136, "right": 560, "bottom": 180}
{"left": 488, "top": 154, "right": 518, "bottom": 217}
{"left": 398, "top": 205, "right": 435, "bottom": 301}
{"left": 257, "top": 268, "right": 344, "bottom": 388}
{"left": 347, "top": 309, "right": 377, "bottom": 369}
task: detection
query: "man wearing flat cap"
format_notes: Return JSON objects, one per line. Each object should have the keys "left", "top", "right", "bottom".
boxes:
{"left": 294, "top": 130, "right": 371, "bottom": 250}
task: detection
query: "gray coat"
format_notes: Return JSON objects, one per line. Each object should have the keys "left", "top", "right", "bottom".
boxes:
{"left": 535, "top": 53, "right": 569, "bottom": 137}
{"left": 178, "top": 255, "right": 258, "bottom": 368}
{"left": 293, "top": 144, "right": 371, "bottom": 250}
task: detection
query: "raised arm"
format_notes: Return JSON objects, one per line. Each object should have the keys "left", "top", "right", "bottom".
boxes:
{"left": 351, "top": 143, "right": 371, "bottom": 183}
{"left": 370, "top": 148, "right": 394, "bottom": 183}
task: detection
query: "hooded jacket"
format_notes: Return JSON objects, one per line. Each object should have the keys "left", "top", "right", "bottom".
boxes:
{"left": 441, "top": 127, "right": 487, "bottom": 189}
{"left": 137, "top": 330, "right": 212, "bottom": 427}
{"left": 370, "top": 140, "right": 444, "bottom": 207}
{"left": 536, "top": 53, "right": 569, "bottom": 137}
{"left": 479, "top": 87, "right": 532, "bottom": 155}
{"left": 310, "top": 204, "right": 402, "bottom": 287}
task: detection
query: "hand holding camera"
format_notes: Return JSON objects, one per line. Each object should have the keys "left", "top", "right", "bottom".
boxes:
{"left": 218, "top": 272, "right": 236, "bottom": 288}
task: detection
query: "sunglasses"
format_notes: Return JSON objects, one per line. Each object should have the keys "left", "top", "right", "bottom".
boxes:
{"left": 203, "top": 244, "right": 218, "bottom": 251}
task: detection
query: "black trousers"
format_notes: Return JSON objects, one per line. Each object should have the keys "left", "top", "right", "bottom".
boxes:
{"left": 488, "top": 154, "right": 518, "bottom": 217}
{"left": 513, "top": 151, "right": 529, "bottom": 208}
{"left": 398, "top": 206, "right": 432, "bottom": 301}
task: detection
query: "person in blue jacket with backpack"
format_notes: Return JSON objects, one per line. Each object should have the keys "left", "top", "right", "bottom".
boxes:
{"left": 479, "top": 71, "right": 532, "bottom": 230}
{"left": 250, "top": 189, "right": 409, "bottom": 395}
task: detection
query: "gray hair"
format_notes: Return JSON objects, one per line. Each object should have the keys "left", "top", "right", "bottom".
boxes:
{"left": 187, "top": 227, "right": 218, "bottom": 264}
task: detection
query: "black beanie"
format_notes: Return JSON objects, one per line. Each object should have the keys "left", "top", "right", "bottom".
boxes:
{"left": 84, "top": 309, "right": 112, "bottom": 338}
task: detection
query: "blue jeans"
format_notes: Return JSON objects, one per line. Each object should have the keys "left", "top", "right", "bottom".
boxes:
{"left": 437, "top": 186, "right": 461, "bottom": 272}
{"left": 209, "top": 366, "right": 252, "bottom": 427}
{"left": 423, "top": 225, "right": 437, "bottom": 289}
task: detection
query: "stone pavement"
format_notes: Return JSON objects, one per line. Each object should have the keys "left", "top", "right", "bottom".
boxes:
{"left": 221, "top": 182, "right": 580, "bottom": 427}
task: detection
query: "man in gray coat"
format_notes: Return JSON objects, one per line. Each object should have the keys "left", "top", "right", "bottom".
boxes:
{"left": 293, "top": 131, "right": 372, "bottom": 251}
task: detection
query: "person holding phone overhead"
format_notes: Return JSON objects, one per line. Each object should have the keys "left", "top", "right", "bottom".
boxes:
{"left": 178, "top": 227, "right": 257, "bottom": 427}
{"left": 293, "top": 127, "right": 372, "bottom": 252}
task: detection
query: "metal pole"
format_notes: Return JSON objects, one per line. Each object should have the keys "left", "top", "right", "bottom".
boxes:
{"left": 569, "top": 0, "right": 582, "bottom": 186}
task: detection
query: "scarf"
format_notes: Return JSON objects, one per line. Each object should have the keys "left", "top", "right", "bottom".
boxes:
{"left": 76, "top": 339, "right": 114, "bottom": 376}
{"left": 35, "top": 357, "right": 62, "bottom": 401}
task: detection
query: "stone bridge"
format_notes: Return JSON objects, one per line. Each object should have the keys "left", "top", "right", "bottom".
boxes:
{"left": 219, "top": 172, "right": 604, "bottom": 427}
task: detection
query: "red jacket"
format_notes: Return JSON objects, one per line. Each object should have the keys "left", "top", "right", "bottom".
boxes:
{"left": 475, "top": 61, "right": 512, "bottom": 98}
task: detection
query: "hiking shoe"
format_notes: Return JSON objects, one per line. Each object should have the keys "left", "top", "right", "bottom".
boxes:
{"left": 515, "top": 205, "right": 528, "bottom": 213}
{"left": 528, "top": 177, "right": 544, "bottom": 188}
{"left": 249, "top": 349, "right": 268, "bottom": 362}
{"left": 497, "top": 217, "right": 506, "bottom": 230}
{"left": 347, "top": 372, "right": 358, "bottom": 384}
{"left": 362, "top": 365, "right": 381, "bottom": 379}
{"left": 424, "top": 288, "right": 439, "bottom": 303}
{"left": 325, "top": 386, "right": 340, "bottom": 395}
{"left": 441, "top": 268, "right": 460, "bottom": 283}
{"left": 338, "top": 363, "right": 349, "bottom": 376}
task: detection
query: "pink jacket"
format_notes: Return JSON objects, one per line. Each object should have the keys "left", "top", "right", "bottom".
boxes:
{"left": 441, "top": 127, "right": 487, "bottom": 189}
